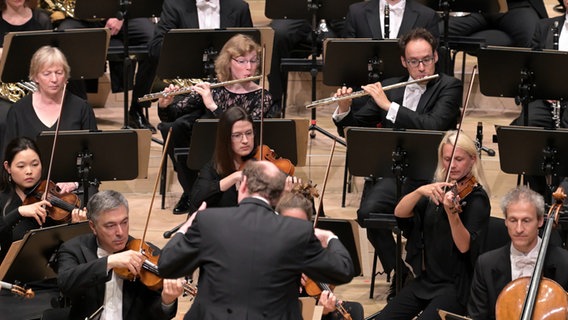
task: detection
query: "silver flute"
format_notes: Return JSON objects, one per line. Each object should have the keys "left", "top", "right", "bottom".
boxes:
{"left": 305, "top": 74, "right": 439, "bottom": 109}
{"left": 138, "top": 75, "right": 263, "bottom": 102}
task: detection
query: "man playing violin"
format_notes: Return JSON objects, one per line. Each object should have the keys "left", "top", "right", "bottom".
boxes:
{"left": 158, "top": 161, "right": 354, "bottom": 320}
{"left": 378, "top": 130, "right": 490, "bottom": 319}
{"left": 57, "top": 190, "right": 184, "bottom": 320}
{"left": 332, "top": 28, "right": 463, "bottom": 299}
{"left": 468, "top": 186, "right": 568, "bottom": 320}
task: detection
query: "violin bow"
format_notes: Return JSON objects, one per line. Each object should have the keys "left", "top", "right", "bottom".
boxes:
{"left": 313, "top": 139, "right": 336, "bottom": 228}
{"left": 444, "top": 65, "right": 477, "bottom": 184}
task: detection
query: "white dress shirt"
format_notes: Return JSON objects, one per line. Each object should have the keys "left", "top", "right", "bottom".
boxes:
{"left": 385, "top": 78, "right": 426, "bottom": 123}
{"left": 97, "top": 247, "right": 124, "bottom": 320}
{"left": 197, "top": 0, "right": 221, "bottom": 29}
{"left": 559, "top": 15, "right": 568, "bottom": 51}
{"left": 510, "top": 237, "right": 541, "bottom": 281}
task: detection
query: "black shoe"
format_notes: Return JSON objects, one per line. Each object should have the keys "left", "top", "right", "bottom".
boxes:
{"left": 128, "top": 111, "right": 157, "bottom": 134}
{"left": 173, "top": 194, "right": 191, "bottom": 215}
{"left": 140, "top": 112, "right": 157, "bottom": 134}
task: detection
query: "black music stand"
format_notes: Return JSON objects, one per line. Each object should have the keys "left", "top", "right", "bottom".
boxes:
{"left": 478, "top": 47, "right": 568, "bottom": 127}
{"left": 156, "top": 29, "right": 261, "bottom": 81}
{"left": 416, "top": 0, "right": 500, "bottom": 75}
{"left": 316, "top": 218, "right": 362, "bottom": 276}
{"left": 496, "top": 126, "right": 568, "bottom": 204}
{"left": 346, "top": 127, "right": 444, "bottom": 297}
{"left": 73, "top": 0, "right": 163, "bottom": 129}
{"left": 265, "top": 0, "right": 357, "bottom": 138}
{"left": 0, "top": 221, "right": 91, "bottom": 283}
{"left": 36, "top": 130, "right": 140, "bottom": 206}
{"left": 0, "top": 29, "right": 109, "bottom": 83}
{"left": 186, "top": 119, "right": 298, "bottom": 170}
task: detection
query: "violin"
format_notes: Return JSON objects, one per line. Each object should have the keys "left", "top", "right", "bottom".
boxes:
{"left": 240, "top": 145, "right": 295, "bottom": 175}
{"left": 448, "top": 175, "right": 478, "bottom": 214}
{"left": 304, "top": 277, "right": 352, "bottom": 320}
{"left": 113, "top": 239, "right": 198, "bottom": 298}
{"left": 0, "top": 281, "right": 34, "bottom": 299}
{"left": 23, "top": 180, "right": 80, "bottom": 223}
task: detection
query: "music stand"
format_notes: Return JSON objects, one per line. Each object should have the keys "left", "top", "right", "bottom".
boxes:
{"left": 346, "top": 127, "right": 445, "bottom": 295}
{"left": 265, "top": 0, "right": 357, "bottom": 138}
{"left": 73, "top": 0, "right": 163, "bottom": 129}
{"left": 0, "top": 221, "right": 91, "bottom": 283}
{"left": 496, "top": 126, "right": 568, "bottom": 203}
{"left": 478, "top": 47, "right": 568, "bottom": 126}
{"left": 156, "top": 29, "right": 262, "bottom": 81}
{"left": 323, "top": 39, "right": 406, "bottom": 87}
{"left": 187, "top": 119, "right": 299, "bottom": 170}
{"left": 36, "top": 130, "right": 142, "bottom": 206}
{"left": 0, "top": 29, "right": 109, "bottom": 83}
{"left": 316, "top": 218, "right": 362, "bottom": 276}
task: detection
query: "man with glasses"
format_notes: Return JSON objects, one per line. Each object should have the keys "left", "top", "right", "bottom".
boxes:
{"left": 332, "top": 28, "right": 462, "bottom": 300}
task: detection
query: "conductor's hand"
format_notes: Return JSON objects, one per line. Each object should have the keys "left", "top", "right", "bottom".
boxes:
{"left": 105, "top": 18, "right": 124, "bottom": 36}
{"left": 318, "top": 290, "right": 339, "bottom": 315}
{"left": 178, "top": 202, "right": 207, "bottom": 234}
{"left": 161, "top": 278, "right": 185, "bottom": 305}
{"left": 361, "top": 81, "right": 391, "bottom": 111}
{"left": 18, "top": 200, "right": 51, "bottom": 226}
{"left": 192, "top": 82, "right": 216, "bottom": 112}
{"left": 107, "top": 250, "right": 145, "bottom": 276}
{"left": 314, "top": 228, "right": 336, "bottom": 248}
{"left": 334, "top": 86, "right": 353, "bottom": 113}
{"left": 158, "top": 84, "right": 180, "bottom": 108}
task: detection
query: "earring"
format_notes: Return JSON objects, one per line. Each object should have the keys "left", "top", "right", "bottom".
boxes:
{"left": 8, "top": 175, "right": 11, "bottom": 182}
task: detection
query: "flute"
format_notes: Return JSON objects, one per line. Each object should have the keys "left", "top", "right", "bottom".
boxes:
{"left": 305, "top": 74, "right": 439, "bottom": 109}
{"left": 138, "top": 75, "right": 263, "bottom": 102}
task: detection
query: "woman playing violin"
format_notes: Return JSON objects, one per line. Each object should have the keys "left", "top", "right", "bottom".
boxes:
{"left": 157, "top": 33, "right": 272, "bottom": 215}
{"left": 0, "top": 137, "right": 86, "bottom": 263}
{"left": 377, "top": 130, "right": 491, "bottom": 320}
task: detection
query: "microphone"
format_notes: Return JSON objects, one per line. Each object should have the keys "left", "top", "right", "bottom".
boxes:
{"left": 476, "top": 122, "right": 496, "bottom": 157}
{"left": 163, "top": 223, "right": 182, "bottom": 239}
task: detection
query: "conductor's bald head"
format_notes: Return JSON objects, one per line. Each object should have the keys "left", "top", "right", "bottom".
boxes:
{"left": 238, "top": 161, "right": 286, "bottom": 206}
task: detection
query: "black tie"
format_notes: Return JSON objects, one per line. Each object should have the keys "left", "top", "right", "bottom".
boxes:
{"left": 384, "top": 4, "right": 390, "bottom": 39}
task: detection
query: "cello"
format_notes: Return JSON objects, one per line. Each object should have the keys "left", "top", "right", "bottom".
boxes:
{"left": 495, "top": 187, "right": 568, "bottom": 320}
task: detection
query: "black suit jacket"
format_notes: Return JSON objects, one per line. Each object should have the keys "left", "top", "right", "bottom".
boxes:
{"left": 531, "top": 15, "right": 565, "bottom": 50}
{"left": 468, "top": 244, "right": 568, "bottom": 320}
{"left": 508, "top": 0, "right": 548, "bottom": 19}
{"left": 158, "top": 197, "right": 354, "bottom": 320}
{"left": 343, "top": 0, "right": 440, "bottom": 39}
{"left": 148, "top": 0, "right": 253, "bottom": 58}
{"left": 334, "top": 73, "right": 462, "bottom": 135}
{"left": 57, "top": 234, "right": 177, "bottom": 320}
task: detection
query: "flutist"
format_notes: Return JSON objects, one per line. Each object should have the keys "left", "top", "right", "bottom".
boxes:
{"left": 331, "top": 28, "right": 463, "bottom": 300}
{"left": 156, "top": 34, "right": 272, "bottom": 215}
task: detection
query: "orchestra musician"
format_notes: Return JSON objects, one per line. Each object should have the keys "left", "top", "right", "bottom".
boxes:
{"left": 332, "top": 28, "right": 462, "bottom": 299}
{"left": 0, "top": 137, "right": 86, "bottom": 264}
{"left": 276, "top": 191, "right": 365, "bottom": 320}
{"left": 467, "top": 186, "right": 568, "bottom": 320}
{"left": 0, "top": 0, "right": 52, "bottom": 156}
{"left": 377, "top": 130, "right": 490, "bottom": 319}
{"left": 57, "top": 190, "right": 184, "bottom": 320}
{"left": 157, "top": 33, "right": 271, "bottom": 215}
{"left": 158, "top": 160, "right": 354, "bottom": 320}
{"left": 2, "top": 45, "right": 98, "bottom": 181}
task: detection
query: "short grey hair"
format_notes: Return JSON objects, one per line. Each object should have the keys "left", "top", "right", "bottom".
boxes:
{"left": 87, "top": 190, "right": 129, "bottom": 223}
{"left": 500, "top": 186, "right": 545, "bottom": 219}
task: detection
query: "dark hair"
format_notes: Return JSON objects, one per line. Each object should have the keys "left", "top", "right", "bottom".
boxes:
{"left": 214, "top": 107, "right": 254, "bottom": 177}
{"left": 242, "top": 161, "right": 285, "bottom": 206}
{"left": 0, "top": 137, "right": 42, "bottom": 192}
{"left": 87, "top": 190, "right": 129, "bottom": 224}
{"left": 398, "top": 28, "right": 438, "bottom": 57}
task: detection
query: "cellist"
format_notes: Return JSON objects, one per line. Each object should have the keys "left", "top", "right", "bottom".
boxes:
{"left": 382, "top": 130, "right": 491, "bottom": 319}
{"left": 468, "top": 186, "right": 568, "bottom": 320}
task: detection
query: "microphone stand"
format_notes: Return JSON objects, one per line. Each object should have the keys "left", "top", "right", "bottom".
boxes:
{"left": 476, "top": 121, "right": 495, "bottom": 158}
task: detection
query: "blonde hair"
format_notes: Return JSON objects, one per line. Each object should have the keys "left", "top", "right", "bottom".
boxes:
{"left": 29, "top": 46, "right": 71, "bottom": 81}
{"left": 434, "top": 130, "right": 490, "bottom": 196}
{"left": 214, "top": 34, "right": 261, "bottom": 82}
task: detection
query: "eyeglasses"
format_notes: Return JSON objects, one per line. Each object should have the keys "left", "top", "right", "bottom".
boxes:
{"left": 406, "top": 56, "right": 435, "bottom": 68}
{"left": 232, "top": 58, "right": 259, "bottom": 65}
{"left": 231, "top": 130, "right": 254, "bottom": 140}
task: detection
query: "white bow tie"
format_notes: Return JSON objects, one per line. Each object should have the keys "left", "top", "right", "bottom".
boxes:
{"left": 406, "top": 83, "right": 423, "bottom": 93}
{"left": 514, "top": 256, "right": 536, "bottom": 270}
{"left": 388, "top": 5, "right": 403, "bottom": 16}
{"left": 196, "top": 0, "right": 217, "bottom": 10}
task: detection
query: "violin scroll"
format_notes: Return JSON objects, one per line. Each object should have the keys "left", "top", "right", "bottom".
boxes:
{"left": 0, "top": 281, "right": 34, "bottom": 299}
{"left": 448, "top": 176, "right": 478, "bottom": 214}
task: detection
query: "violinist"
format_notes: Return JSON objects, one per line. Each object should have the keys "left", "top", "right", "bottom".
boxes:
{"left": 57, "top": 190, "right": 184, "bottom": 320}
{"left": 276, "top": 191, "right": 364, "bottom": 320}
{"left": 158, "top": 161, "right": 354, "bottom": 319}
{"left": 379, "top": 130, "right": 490, "bottom": 319}
{"left": 157, "top": 33, "right": 272, "bottom": 215}
{"left": 0, "top": 137, "right": 86, "bottom": 264}
{"left": 468, "top": 186, "right": 568, "bottom": 320}
{"left": 2, "top": 45, "right": 98, "bottom": 166}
